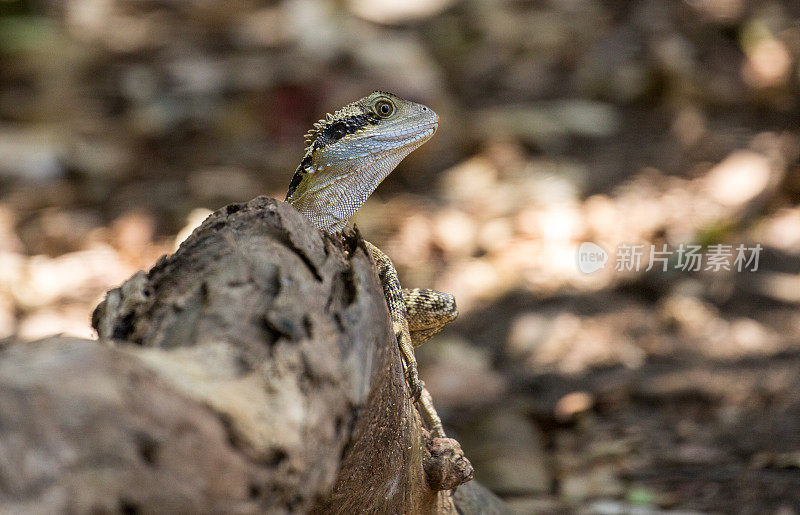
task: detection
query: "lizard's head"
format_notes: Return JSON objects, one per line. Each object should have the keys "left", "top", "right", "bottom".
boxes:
{"left": 285, "top": 91, "right": 438, "bottom": 233}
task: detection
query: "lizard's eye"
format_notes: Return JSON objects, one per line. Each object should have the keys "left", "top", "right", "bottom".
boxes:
{"left": 374, "top": 100, "right": 395, "bottom": 118}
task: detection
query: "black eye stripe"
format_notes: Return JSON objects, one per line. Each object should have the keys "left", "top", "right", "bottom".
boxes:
{"left": 311, "top": 113, "right": 379, "bottom": 151}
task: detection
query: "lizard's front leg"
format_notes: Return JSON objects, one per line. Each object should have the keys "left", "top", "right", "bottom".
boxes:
{"left": 364, "top": 241, "right": 423, "bottom": 397}
{"left": 364, "top": 241, "right": 446, "bottom": 437}
{"left": 403, "top": 288, "right": 458, "bottom": 347}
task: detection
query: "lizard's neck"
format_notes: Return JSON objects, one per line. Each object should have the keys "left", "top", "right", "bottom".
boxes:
{"left": 287, "top": 146, "right": 414, "bottom": 233}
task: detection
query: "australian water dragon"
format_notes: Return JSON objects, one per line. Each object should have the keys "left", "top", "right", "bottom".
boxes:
{"left": 284, "top": 91, "right": 456, "bottom": 437}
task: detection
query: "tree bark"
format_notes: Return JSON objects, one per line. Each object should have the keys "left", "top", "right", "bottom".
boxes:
{"left": 0, "top": 197, "right": 505, "bottom": 513}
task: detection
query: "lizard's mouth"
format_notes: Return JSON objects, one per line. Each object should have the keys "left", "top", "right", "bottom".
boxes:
{"left": 370, "top": 122, "right": 438, "bottom": 145}
{"left": 369, "top": 105, "right": 438, "bottom": 143}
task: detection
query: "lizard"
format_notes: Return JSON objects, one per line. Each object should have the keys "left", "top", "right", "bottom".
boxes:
{"left": 284, "top": 91, "right": 456, "bottom": 438}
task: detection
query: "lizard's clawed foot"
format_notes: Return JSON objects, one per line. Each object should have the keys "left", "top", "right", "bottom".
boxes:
{"left": 406, "top": 363, "right": 424, "bottom": 400}
{"left": 423, "top": 436, "right": 474, "bottom": 491}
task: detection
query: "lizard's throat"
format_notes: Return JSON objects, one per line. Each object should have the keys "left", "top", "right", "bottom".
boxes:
{"left": 289, "top": 151, "right": 408, "bottom": 234}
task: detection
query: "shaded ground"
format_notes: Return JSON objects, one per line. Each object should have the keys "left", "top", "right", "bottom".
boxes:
{"left": 428, "top": 289, "right": 800, "bottom": 513}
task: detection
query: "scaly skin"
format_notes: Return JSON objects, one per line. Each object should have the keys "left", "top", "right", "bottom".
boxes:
{"left": 285, "top": 91, "right": 457, "bottom": 437}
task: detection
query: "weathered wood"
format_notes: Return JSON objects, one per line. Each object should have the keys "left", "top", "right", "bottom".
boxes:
{"left": 0, "top": 197, "right": 498, "bottom": 513}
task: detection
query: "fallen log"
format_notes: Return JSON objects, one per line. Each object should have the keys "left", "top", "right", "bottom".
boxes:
{"left": 0, "top": 197, "right": 508, "bottom": 513}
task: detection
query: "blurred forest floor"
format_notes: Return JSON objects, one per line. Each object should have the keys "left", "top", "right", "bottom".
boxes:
{"left": 2, "top": 0, "right": 800, "bottom": 513}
